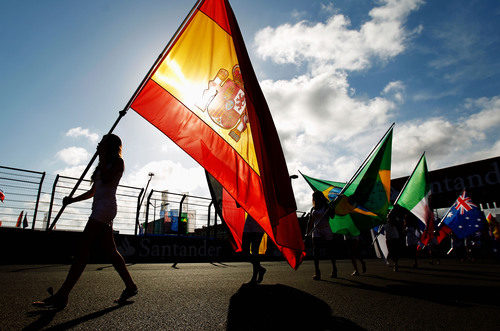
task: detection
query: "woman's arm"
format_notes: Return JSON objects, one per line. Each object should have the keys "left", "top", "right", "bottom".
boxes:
{"left": 63, "top": 184, "right": 96, "bottom": 205}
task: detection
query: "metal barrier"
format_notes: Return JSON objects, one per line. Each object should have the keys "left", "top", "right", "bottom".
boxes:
{"left": 0, "top": 166, "right": 46, "bottom": 229}
{"left": 143, "top": 189, "right": 218, "bottom": 237}
{"left": 0, "top": 164, "right": 308, "bottom": 238}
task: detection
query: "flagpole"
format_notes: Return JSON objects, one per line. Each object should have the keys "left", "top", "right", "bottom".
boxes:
{"left": 335, "top": 123, "right": 394, "bottom": 199}
{"left": 436, "top": 189, "right": 464, "bottom": 227}
{"left": 392, "top": 152, "right": 425, "bottom": 207}
{"left": 48, "top": 0, "right": 204, "bottom": 231}
{"left": 436, "top": 204, "right": 453, "bottom": 228}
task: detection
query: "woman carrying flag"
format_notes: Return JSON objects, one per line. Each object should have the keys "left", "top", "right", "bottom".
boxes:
{"left": 33, "top": 134, "right": 137, "bottom": 309}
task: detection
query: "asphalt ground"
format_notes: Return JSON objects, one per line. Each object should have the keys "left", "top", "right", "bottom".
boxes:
{"left": 1, "top": 259, "right": 499, "bottom": 330}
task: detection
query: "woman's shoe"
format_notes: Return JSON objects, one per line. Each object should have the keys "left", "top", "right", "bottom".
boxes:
{"left": 114, "top": 286, "right": 138, "bottom": 304}
{"left": 312, "top": 274, "right": 321, "bottom": 280}
{"left": 351, "top": 270, "right": 360, "bottom": 276}
{"left": 32, "top": 287, "right": 67, "bottom": 310}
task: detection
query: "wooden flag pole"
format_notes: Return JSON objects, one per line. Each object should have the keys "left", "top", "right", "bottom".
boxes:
{"left": 48, "top": 0, "right": 203, "bottom": 231}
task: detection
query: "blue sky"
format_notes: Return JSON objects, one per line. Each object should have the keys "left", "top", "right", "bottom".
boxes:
{"left": 1, "top": 0, "right": 499, "bottom": 211}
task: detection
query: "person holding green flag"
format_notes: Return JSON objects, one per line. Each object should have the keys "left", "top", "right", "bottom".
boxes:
{"left": 306, "top": 191, "right": 339, "bottom": 280}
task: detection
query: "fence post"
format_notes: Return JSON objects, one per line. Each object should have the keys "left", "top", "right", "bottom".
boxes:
{"left": 207, "top": 201, "right": 213, "bottom": 240}
{"left": 31, "top": 172, "right": 45, "bottom": 230}
{"left": 46, "top": 174, "right": 59, "bottom": 231}
{"left": 178, "top": 194, "right": 187, "bottom": 236}
{"left": 214, "top": 207, "right": 218, "bottom": 239}
{"left": 144, "top": 189, "right": 154, "bottom": 235}
{"left": 135, "top": 188, "right": 145, "bottom": 236}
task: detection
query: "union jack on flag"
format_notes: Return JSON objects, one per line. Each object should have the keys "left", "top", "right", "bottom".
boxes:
{"left": 454, "top": 191, "right": 477, "bottom": 215}
{"left": 441, "top": 190, "right": 486, "bottom": 239}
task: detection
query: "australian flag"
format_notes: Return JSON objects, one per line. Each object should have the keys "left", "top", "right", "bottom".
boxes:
{"left": 441, "top": 190, "right": 486, "bottom": 239}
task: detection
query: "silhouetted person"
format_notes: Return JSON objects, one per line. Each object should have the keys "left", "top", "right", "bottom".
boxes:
{"left": 429, "top": 232, "right": 440, "bottom": 265}
{"left": 383, "top": 213, "right": 400, "bottom": 271}
{"left": 451, "top": 233, "right": 466, "bottom": 262}
{"left": 346, "top": 234, "right": 366, "bottom": 276}
{"left": 33, "top": 134, "right": 137, "bottom": 309}
{"left": 306, "top": 191, "right": 337, "bottom": 280}
{"left": 241, "top": 215, "right": 266, "bottom": 284}
{"left": 404, "top": 215, "right": 421, "bottom": 268}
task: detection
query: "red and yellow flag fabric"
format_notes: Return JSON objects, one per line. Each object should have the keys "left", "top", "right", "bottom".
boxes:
{"left": 222, "top": 188, "right": 246, "bottom": 252}
{"left": 15, "top": 211, "right": 23, "bottom": 228}
{"left": 131, "top": 0, "right": 304, "bottom": 269}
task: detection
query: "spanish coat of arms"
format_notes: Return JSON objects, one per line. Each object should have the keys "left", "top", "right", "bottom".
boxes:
{"left": 196, "top": 65, "right": 248, "bottom": 142}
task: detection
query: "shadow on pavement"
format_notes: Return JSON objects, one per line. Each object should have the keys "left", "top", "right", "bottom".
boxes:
{"left": 24, "top": 303, "right": 131, "bottom": 331}
{"left": 24, "top": 309, "right": 57, "bottom": 331}
{"left": 394, "top": 269, "right": 499, "bottom": 283}
{"left": 328, "top": 276, "right": 500, "bottom": 307}
{"left": 397, "top": 265, "right": 500, "bottom": 279}
{"left": 226, "top": 283, "right": 364, "bottom": 331}
{"left": 95, "top": 263, "right": 135, "bottom": 271}
{"left": 210, "top": 261, "right": 234, "bottom": 267}
{"left": 11, "top": 265, "right": 66, "bottom": 273}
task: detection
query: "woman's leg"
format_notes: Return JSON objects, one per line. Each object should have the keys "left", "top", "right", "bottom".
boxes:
{"left": 350, "top": 240, "right": 359, "bottom": 275}
{"left": 412, "top": 245, "right": 418, "bottom": 267}
{"left": 100, "top": 224, "right": 136, "bottom": 289}
{"left": 312, "top": 238, "right": 321, "bottom": 279}
{"left": 56, "top": 221, "right": 100, "bottom": 299}
{"left": 250, "top": 233, "right": 265, "bottom": 283}
{"left": 327, "top": 239, "right": 337, "bottom": 278}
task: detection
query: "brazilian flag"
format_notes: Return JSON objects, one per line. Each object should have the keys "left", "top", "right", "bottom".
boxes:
{"left": 301, "top": 126, "right": 392, "bottom": 236}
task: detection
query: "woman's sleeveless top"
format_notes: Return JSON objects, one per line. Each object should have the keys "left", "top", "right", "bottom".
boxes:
{"left": 90, "top": 163, "right": 122, "bottom": 224}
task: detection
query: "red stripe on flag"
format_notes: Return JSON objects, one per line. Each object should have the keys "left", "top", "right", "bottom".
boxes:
{"left": 222, "top": 188, "right": 245, "bottom": 252}
{"left": 132, "top": 80, "right": 267, "bottom": 222}
{"left": 199, "top": 0, "right": 231, "bottom": 35}
{"left": 436, "top": 225, "right": 452, "bottom": 244}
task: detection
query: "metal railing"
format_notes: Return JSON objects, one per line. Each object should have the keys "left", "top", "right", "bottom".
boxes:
{"left": 143, "top": 189, "right": 219, "bottom": 237}
{"left": 0, "top": 166, "right": 45, "bottom": 229}
{"left": 0, "top": 164, "right": 310, "bottom": 237}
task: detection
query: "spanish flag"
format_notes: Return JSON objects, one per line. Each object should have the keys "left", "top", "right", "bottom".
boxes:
{"left": 131, "top": 0, "right": 304, "bottom": 269}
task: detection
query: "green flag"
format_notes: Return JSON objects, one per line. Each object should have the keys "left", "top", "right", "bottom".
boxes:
{"left": 343, "top": 127, "right": 392, "bottom": 217}
{"left": 300, "top": 173, "right": 345, "bottom": 200}
{"left": 301, "top": 126, "right": 393, "bottom": 236}
{"left": 395, "top": 153, "right": 433, "bottom": 227}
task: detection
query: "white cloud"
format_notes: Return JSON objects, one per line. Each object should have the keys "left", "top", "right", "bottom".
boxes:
{"left": 392, "top": 95, "right": 500, "bottom": 177}
{"left": 382, "top": 80, "right": 405, "bottom": 103}
{"left": 464, "top": 96, "right": 500, "bottom": 134}
{"left": 122, "top": 160, "right": 208, "bottom": 196}
{"left": 254, "top": 0, "right": 423, "bottom": 71}
{"left": 54, "top": 164, "right": 89, "bottom": 178}
{"left": 253, "top": 0, "right": 425, "bottom": 210}
{"left": 320, "top": 2, "right": 337, "bottom": 15}
{"left": 66, "top": 127, "right": 99, "bottom": 143}
{"left": 56, "top": 147, "right": 90, "bottom": 166}
{"left": 291, "top": 9, "right": 307, "bottom": 20}
{"left": 262, "top": 68, "right": 394, "bottom": 147}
